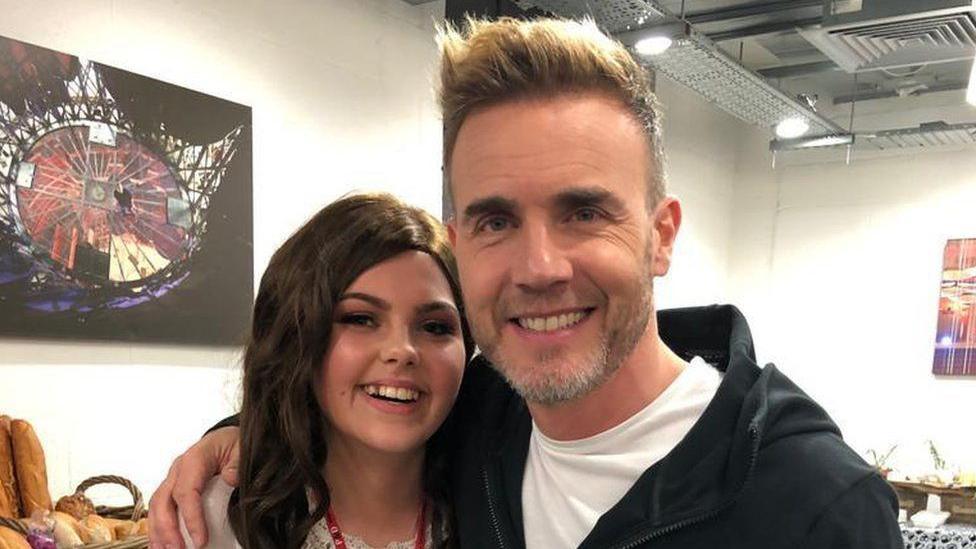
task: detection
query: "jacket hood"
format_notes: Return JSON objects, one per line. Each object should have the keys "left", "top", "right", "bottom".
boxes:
{"left": 580, "top": 305, "right": 844, "bottom": 547}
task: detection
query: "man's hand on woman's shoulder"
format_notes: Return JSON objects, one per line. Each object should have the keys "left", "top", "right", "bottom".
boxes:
{"left": 148, "top": 426, "right": 241, "bottom": 549}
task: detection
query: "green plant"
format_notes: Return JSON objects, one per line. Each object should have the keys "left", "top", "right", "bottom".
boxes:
{"left": 928, "top": 440, "right": 946, "bottom": 470}
{"left": 867, "top": 445, "right": 897, "bottom": 469}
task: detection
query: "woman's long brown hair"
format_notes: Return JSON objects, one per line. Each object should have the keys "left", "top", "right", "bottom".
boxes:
{"left": 227, "top": 193, "right": 472, "bottom": 548}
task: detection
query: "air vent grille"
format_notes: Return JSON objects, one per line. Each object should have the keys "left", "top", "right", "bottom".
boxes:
{"left": 802, "top": 11, "right": 976, "bottom": 72}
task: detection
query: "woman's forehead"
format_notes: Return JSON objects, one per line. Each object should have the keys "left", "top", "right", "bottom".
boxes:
{"left": 343, "top": 251, "right": 457, "bottom": 305}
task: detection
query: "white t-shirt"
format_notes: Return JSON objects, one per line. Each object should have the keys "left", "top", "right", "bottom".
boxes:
{"left": 521, "top": 357, "right": 722, "bottom": 549}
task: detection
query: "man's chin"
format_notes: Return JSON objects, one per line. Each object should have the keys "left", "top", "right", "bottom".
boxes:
{"left": 491, "top": 359, "right": 603, "bottom": 405}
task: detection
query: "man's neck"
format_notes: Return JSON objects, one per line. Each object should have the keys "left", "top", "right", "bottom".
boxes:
{"left": 527, "top": 324, "right": 687, "bottom": 441}
{"left": 324, "top": 440, "right": 425, "bottom": 546}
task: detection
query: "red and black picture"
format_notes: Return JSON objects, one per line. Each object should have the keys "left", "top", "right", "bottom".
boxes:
{"left": 933, "top": 238, "right": 976, "bottom": 376}
{"left": 0, "top": 34, "right": 252, "bottom": 344}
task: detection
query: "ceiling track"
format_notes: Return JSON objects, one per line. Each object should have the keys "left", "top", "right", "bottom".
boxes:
{"left": 514, "top": 0, "right": 845, "bottom": 136}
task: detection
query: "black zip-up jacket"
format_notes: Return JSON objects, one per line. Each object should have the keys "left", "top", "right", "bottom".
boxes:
{"left": 448, "top": 305, "right": 904, "bottom": 549}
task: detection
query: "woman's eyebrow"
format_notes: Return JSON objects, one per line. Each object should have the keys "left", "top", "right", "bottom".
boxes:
{"left": 338, "top": 292, "right": 389, "bottom": 310}
{"left": 416, "top": 300, "right": 460, "bottom": 316}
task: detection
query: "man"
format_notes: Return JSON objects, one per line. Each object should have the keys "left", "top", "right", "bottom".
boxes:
{"left": 150, "top": 17, "right": 902, "bottom": 549}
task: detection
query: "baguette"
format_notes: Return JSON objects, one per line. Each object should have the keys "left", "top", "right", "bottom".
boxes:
{"left": 9, "top": 420, "right": 51, "bottom": 516}
{"left": 0, "top": 526, "right": 29, "bottom": 549}
{"left": 0, "top": 417, "right": 19, "bottom": 518}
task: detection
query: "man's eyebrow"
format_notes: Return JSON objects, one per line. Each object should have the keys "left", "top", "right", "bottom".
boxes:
{"left": 338, "top": 292, "right": 389, "bottom": 310}
{"left": 551, "top": 186, "right": 624, "bottom": 212}
{"left": 461, "top": 196, "right": 519, "bottom": 227}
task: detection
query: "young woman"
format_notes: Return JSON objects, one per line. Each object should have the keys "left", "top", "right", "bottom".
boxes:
{"left": 185, "top": 193, "right": 472, "bottom": 548}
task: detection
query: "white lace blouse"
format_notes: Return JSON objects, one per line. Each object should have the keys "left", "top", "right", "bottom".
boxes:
{"left": 179, "top": 477, "right": 438, "bottom": 549}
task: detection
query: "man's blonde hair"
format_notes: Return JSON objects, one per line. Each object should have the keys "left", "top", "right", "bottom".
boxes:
{"left": 437, "top": 16, "right": 666, "bottom": 218}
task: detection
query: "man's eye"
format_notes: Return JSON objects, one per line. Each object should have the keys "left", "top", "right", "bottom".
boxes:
{"left": 338, "top": 313, "right": 375, "bottom": 327}
{"left": 478, "top": 216, "right": 511, "bottom": 233}
{"left": 422, "top": 320, "right": 456, "bottom": 336}
{"left": 571, "top": 208, "right": 601, "bottom": 223}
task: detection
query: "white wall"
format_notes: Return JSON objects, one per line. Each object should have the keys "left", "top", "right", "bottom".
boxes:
{"left": 655, "top": 76, "right": 744, "bottom": 309}
{"left": 0, "top": 0, "right": 445, "bottom": 506}
{"left": 729, "top": 139, "right": 976, "bottom": 473}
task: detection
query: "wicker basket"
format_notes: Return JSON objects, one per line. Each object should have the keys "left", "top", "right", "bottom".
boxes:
{"left": 0, "top": 475, "right": 148, "bottom": 548}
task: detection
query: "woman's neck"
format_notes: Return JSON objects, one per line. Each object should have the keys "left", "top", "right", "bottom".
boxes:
{"left": 323, "top": 440, "right": 425, "bottom": 547}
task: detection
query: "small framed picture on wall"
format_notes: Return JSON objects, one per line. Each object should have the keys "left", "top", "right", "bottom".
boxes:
{"left": 933, "top": 238, "right": 976, "bottom": 376}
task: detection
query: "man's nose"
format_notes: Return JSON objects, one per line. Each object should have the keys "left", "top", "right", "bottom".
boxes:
{"left": 379, "top": 324, "right": 419, "bottom": 367}
{"left": 511, "top": 223, "right": 572, "bottom": 293}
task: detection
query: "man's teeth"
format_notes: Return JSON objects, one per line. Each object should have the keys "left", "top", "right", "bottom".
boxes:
{"left": 363, "top": 385, "right": 419, "bottom": 402}
{"left": 517, "top": 311, "right": 586, "bottom": 332}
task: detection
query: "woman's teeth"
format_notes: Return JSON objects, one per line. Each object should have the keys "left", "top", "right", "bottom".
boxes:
{"left": 517, "top": 311, "right": 586, "bottom": 332}
{"left": 363, "top": 385, "right": 419, "bottom": 402}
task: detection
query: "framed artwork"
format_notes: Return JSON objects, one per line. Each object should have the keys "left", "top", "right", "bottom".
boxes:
{"left": 933, "top": 238, "right": 976, "bottom": 376}
{"left": 0, "top": 34, "right": 252, "bottom": 345}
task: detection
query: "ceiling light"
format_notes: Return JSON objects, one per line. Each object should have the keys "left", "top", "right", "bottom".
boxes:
{"left": 769, "top": 133, "right": 854, "bottom": 151}
{"left": 967, "top": 59, "right": 976, "bottom": 107}
{"left": 775, "top": 117, "right": 810, "bottom": 139}
{"left": 634, "top": 36, "right": 673, "bottom": 56}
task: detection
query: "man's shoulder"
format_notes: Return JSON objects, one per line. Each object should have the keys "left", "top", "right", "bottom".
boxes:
{"left": 718, "top": 426, "right": 898, "bottom": 546}
{"left": 749, "top": 423, "right": 894, "bottom": 519}
{"left": 456, "top": 355, "right": 520, "bottom": 412}
{"left": 451, "top": 355, "right": 530, "bottom": 447}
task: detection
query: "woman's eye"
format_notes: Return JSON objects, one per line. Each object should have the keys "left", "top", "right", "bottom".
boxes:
{"left": 422, "top": 320, "right": 456, "bottom": 336}
{"left": 339, "top": 313, "right": 375, "bottom": 327}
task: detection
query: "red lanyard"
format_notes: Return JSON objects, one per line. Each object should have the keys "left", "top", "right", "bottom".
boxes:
{"left": 325, "top": 498, "right": 428, "bottom": 549}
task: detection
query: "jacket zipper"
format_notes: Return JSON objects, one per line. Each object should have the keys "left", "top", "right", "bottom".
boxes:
{"left": 609, "top": 425, "right": 761, "bottom": 549}
{"left": 483, "top": 465, "right": 509, "bottom": 549}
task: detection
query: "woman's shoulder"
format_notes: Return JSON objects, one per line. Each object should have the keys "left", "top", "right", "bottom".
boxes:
{"left": 179, "top": 477, "right": 241, "bottom": 548}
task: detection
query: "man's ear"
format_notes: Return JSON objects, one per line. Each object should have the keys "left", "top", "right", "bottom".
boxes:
{"left": 651, "top": 197, "right": 682, "bottom": 277}
{"left": 447, "top": 221, "right": 458, "bottom": 248}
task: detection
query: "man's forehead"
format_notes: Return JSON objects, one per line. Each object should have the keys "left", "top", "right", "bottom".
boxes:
{"left": 448, "top": 93, "right": 650, "bottom": 220}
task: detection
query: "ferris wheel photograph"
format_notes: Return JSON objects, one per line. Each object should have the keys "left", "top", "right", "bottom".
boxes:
{"left": 0, "top": 34, "right": 252, "bottom": 345}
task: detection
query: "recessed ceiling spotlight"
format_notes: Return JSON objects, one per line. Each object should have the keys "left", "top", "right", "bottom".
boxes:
{"left": 775, "top": 117, "right": 810, "bottom": 139}
{"left": 634, "top": 36, "right": 673, "bottom": 56}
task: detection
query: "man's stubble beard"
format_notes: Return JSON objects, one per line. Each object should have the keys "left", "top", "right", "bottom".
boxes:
{"left": 473, "top": 255, "right": 655, "bottom": 406}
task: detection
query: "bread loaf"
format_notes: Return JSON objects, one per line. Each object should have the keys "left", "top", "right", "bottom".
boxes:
{"left": 0, "top": 526, "right": 29, "bottom": 549}
{"left": 103, "top": 517, "right": 138, "bottom": 540}
{"left": 51, "top": 511, "right": 91, "bottom": 544}
{"left": 50, "top": 511, "right": 84, "bottom": 547}
{"left": 81, "top": 514, "right": 113, "bottom": 543}
{"left": 135, "top": 517, "right": 147, "bottom": 536}
{"left": 54, "top": 494, "right": 94, "bottom": 521}
{"left": 9, "top": 420, "right": 51, "bottom": 516}
{"left": 0, "top": 416, "right": 19, "bottom": 518}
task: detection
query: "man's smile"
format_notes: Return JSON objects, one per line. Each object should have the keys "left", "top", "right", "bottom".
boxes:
{"left": 510, "top": 308, "right": 594, "bottom": 332}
